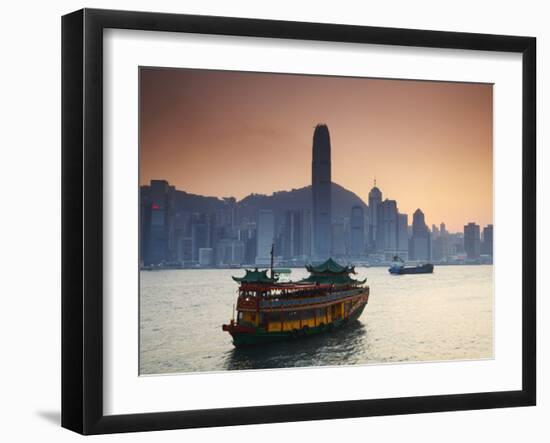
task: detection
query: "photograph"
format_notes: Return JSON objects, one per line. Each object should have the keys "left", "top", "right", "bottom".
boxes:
{"left": 138, "top": 67, "right": 494, "bottom": 375}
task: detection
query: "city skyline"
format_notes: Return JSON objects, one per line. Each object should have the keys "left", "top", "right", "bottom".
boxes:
{"left": 140, "top": 174, "right": 493, "bottom": 267}
{"left": 140, "top": 68, "right": 493, "bottom": 233}
{"left": 138, "top": 177, "right": 490, "bottom": 238}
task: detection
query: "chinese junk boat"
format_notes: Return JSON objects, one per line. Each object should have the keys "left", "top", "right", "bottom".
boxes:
{"left": 222, "top": 258, "right": 369, "bottom": 347}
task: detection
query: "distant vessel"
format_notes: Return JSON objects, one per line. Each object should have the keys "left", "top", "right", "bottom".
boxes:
{"left": 389, "top": 256, "right": 434, "bottom": 275}
{"left": 222, "top": 255, "right": 369, "bottom": 347}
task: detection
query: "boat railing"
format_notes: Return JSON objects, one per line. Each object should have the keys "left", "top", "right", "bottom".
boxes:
{"left": 238, "top": 282, "right": 366, "bottom": 300}
{"left": 258, "top": 287, "right": 365, "bottom": 309}
{"left": 236, "top": 297, "right": 258, "bottom": 310}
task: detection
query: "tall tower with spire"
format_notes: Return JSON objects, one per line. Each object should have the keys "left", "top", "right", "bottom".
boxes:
{"left": 311, "top": 124, "right": 332, "bottom": 260}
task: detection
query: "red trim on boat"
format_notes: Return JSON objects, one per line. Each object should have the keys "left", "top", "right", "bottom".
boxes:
{"left": 222, "top": 323, "right": 256, "bottom": 334}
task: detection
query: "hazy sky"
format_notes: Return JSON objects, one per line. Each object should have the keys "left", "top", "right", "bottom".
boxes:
{"left": 140, "top": 68, "right": 492, "bottom": 232}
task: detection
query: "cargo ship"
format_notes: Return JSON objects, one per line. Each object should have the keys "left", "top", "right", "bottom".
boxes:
{"left": 388, "top": 255, "right": 434, "bottom": 275}
{"left": 222, "top": 257, "right": 369, "bottom": 347}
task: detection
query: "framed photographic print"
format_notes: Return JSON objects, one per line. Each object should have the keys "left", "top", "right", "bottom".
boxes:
{"left": 61, "top": 8, "right": 536, "bottom": 435}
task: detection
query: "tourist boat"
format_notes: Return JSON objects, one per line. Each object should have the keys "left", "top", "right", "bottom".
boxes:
{"left": 222, "top": 257, "right": 370, "bottom": 347}
{"left": 388, "top": 255, "right": 434, "bottom": 275}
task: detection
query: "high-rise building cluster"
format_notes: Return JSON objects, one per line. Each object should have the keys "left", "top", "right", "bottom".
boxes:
{"left": 140, "top": 180, "right": 252, "bottom": 268}
{"left": 366, "top": 186, "right": 410, "bottom": 262}
{"left": 140, "top": 125, "right": 493, "bottom": 268}
{"left": 463, "top": 222, "right": 493, "bottom": 262}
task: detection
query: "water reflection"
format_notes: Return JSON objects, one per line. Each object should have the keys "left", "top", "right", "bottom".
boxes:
{"left": 224, "top": 320, "right": 368, "bottom": 371}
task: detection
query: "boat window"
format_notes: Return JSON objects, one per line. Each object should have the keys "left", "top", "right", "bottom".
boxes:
{"left": 282, "top": 311, "right": 299, "bottom": 321}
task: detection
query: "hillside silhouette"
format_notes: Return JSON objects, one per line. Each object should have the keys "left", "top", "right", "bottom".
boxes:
{"left": 173, "top": 182, "right": 368, "bottom": 223}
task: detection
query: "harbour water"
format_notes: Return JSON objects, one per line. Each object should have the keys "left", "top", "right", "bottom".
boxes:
{"left": 140, "top": 265, "right": 493, "bottom": 375}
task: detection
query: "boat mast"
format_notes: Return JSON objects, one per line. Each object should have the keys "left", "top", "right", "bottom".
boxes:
{"left": 270, "top": 242, "right": 275, "bottom": 279}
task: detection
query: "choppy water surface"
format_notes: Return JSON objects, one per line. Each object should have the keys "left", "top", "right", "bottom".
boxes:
{"left": 140, "top": 266, "right": 493, "bottom": 374}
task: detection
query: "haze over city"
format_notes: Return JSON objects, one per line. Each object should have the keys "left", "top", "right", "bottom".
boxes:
{"left": 140, "top": 68, "right": 492, "bottom": 233}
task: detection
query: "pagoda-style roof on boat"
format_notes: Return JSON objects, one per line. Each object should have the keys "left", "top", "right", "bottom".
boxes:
{"left": 233, "top": 259, "right": 365, "bottom": 288}
{"left": 305, "top": 258, "right": 356, "bottom": 275}
{"left": 301, "top": 258, "right": 364, "bottom": 286}
{"left": 299, "top": 273, "right": 366, "bottom": 286}
{"left": 232, "top": 268, "right": 278, "bottom": 284}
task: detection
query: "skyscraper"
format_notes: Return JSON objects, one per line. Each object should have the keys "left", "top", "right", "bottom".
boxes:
{"left": 367, "top": 181, "right": 382, "bottom": 251}
{"left": 350, "top": 205, "right": 365, "bottom": 257}
{"left": 219, "top": 197, "right": 237, "bottom": 239}
{"left": 464, "top": 222, "right": 481, "bottom": 259}
{"left": 397, "top": 213, "right": 409, "bottom": 259}
{"left": 140, "top": 179, "right": 175, "bottom": 265}
{"left": 331, "top": 223, "right": 347, "bottom": 257}
{"left": 282, "top": 210, "right": 303, "bottom": 259}
{"left": 433, "top": 221, "right": 450, "bottom": 262}
{"left": 312, "top": 124, "right": 332, "bottom": 260}
{"left": 239, "top": 221, "right": 257, "bottom": 265}
{"left": 216, "top": 239, "right": 245, "bottom": 265}
{"left": 409, "top": 209, "right": 431, "bottom": 261}
{"left": 376, "top": 199, "right": 398, "bottom": 253}
{"left": 191, "top": 217, "right": 209, "bottom": 262}
{"left": 256, "top": 209, "right": 275, "bottom": 265}
{"left": 481, "top": 224, "right": 493, "bottom": 256}
{"left": 301, "top": 209, "right": 313, "bottom": 260}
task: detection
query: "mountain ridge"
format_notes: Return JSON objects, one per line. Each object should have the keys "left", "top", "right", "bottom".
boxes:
{"left": 173, "top": 182, "right": 368, "bottom": 223}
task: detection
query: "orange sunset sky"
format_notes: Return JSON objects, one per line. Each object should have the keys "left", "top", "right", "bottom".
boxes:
{"left": 140, "top": 68, "right": 493, "bottom": 233}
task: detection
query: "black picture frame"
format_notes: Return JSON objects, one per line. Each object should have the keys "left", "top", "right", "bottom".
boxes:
{"left": 61, "top": 8, "right": 536, "bottom": 435}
